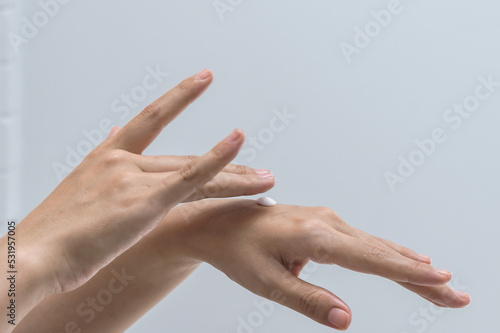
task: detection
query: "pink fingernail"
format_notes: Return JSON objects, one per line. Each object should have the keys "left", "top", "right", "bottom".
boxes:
{"left": 418, "top": 254, "right": 432, "bottom": 263}
{"left": 194, "top": 68, "right": 212, "bottom": 81}
{"left": 256, "top": 169, "right": 274, "bottom": 179}
{"left": 328, "top": 308, "right": 350, "bottom": 329}
{"left": 226, "top": 129, "right": 243, "bottom": 142}
{"left": 455, "top": 290, "right": 470, "bottom": 299}
{"left": 435, "top": 269, "right": 452, "bottom": 279}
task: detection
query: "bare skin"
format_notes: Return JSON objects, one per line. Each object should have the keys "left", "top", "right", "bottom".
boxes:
{"left": 14, "top": 199, "right": 470, "bottom": 333}
{"left": 0, "top": 69, "right": 277, "bottom": 333}
{"left": 2, "top": 69, "right": 470, "bottom": 333}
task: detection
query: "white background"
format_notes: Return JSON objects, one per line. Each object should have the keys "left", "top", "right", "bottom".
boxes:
{"left": 1, "top": 0, "right": 499, "bottom": 332}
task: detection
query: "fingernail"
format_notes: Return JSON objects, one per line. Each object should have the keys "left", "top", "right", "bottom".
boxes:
{"left": 328, "top": 308, "right": 350, "bottom": 329}
{"left": 194, "top": 68, "right": 212, "bottom": 81}
{"left": 226, "top": 129, "right": 243, "bottom": 143}
{"left": 256, "top": 169, "right": 275, "bottom": 179}
{"left": 455, "top": 290, "right": 470, "bottom": 299}
{"left": 418, "top": 254, "right": 432, "bottom": 263}
{"left": 435, "top": 269, "right": 452, "bottom": 279}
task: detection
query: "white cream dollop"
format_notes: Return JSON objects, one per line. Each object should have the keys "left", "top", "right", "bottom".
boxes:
{"left": 256, "top": 197, "right": 277, "bottom": 207}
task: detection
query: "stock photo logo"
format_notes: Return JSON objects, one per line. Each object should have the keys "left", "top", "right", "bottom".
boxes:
{"left": 213, "top": 0, "right": 245, "bottom": 21}
{"left": 239, "top": 107, "right": 296, "bottom": 163}
{"left": 8, "top": 0, "right": 73, "bottom": 54}
{"left": 384, "top": 74, "right": 499, "bottom": 192}
{"left": 224, "top": 263, "right": 319, "bottom": 333}
{"left": 51, "top": 65, "right": 168, "bottom": 181}
{"left": 339, "top": 0, "right": 420, "bottom": 64}
{"left": 398, "top": 278, "right": 468, "bottom": 333}
{"left": 54, "top": 268, "right": 135, "bottom": 333}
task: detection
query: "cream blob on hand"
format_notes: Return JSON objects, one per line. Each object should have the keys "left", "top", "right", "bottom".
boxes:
{"left": 256, "top": 197, "right": 277, "bottom": 207}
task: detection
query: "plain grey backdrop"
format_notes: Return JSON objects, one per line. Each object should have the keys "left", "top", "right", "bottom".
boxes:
{"left": 1, "top": 0, "right": 498, "bottom": 332}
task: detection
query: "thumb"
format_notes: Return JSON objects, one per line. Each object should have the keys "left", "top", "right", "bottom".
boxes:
{"left": 108, "top": 126, "right": 121, "bottom": 138}
{"left": 269, "top": 268, "right": 352, "bottom": 330}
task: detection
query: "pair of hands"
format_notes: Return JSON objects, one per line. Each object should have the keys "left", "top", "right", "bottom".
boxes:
{"left": 12, "top": 69, "right": 469, "bottom": 332}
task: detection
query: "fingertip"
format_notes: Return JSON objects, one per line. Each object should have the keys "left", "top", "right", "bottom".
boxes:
{"left": 194, "top": 68, "right": 214, "bottom": 82}
{"left": 328, "top": 307, "right": 352, "bottom": 330}
{"left": 418, "top": 254, "right": 432, "bottom": 264}
{"left": 225, "top": 128, "right": 245, "bottom": 143}
{"left": 455, "top": 290, "right": 471, "bottom": 307}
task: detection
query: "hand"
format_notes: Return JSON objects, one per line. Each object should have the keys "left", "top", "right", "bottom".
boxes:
{"left": 161, "top": 200, "right": 471, "bottom": 330}
{"left": 17, "top": 69, "right": 274, "bottom": 298}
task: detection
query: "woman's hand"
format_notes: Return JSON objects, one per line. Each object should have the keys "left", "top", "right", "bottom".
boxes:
{"left": 16, "top": 69, "right": 275, "bottom": 302}
{"left": 161, "top": 200, "right": 471, "bottom": 330}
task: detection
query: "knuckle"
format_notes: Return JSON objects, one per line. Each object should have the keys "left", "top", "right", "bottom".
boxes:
{"left": 104, "top": 150, "right": 127, "bottom": 166}
{"left": 118, "top": 194, "right": 140, "bottom": 210}
{"left": 201, "top": 180, "right": 221, "bottom": 197}
{"left": 234, "top": 164, "right": 251, "bottom": 174}
{"left": 314, "top": 206, "right": 340, "bottom": 219}
{"left": 210, "top": 144, "right": 226, "bottom": 159}
{"left": 182, "top": 155, "right": 198, "bottom": 163}
{"left": 410, "top": 260, "right": 427, "bottom": 273}
{"left": 299, "top": 290, "right": 326, "bottom": 318}
{"left": 243, "top": 174, "right": 258, "bottom": 187}
{"left": 179, "top": 162, "right": 198, "bottom": 182}
{"left": 435, "top": 288, "right": 457, "bottom": 305}
{"left": 115, "top": 172, "right": 134, "bottom": 189}
{"left": 366, "top": 245, "right": 390, "bottom": 262}
{"left": 140, "top": 101, "right": 161, "bottom": 120}
{"left": 174, "top": 80, "right": 197, "bottom": 103}
{"left": 176, "top": 80, "right": 191, "bottom": 93}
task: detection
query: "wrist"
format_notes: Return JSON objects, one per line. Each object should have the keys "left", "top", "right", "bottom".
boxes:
{"left": 151, "top": 205, "right": 205, "bottom": 270}
{"left": 0, "top": 230, "right": 56, "bottom": 326}
{"left": 16, "top": 229, "right": 59, "bottom": 298}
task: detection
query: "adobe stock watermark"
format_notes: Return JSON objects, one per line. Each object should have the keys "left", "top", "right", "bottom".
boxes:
{"left": 213, "top": 0, "right": 244, "bottom": 21}
{"left": 51, "top": 65, "right": 169, "bottom": 181}
{"left": 385, "top": 74, "right": 499, "bottom": 192}
{"left": 8, "top": 0, "right": 73, "bottom": 54}
{"left": 240, "top": 106, "right": 296, "bottom": 162}
{"left": 226, "top": 262, "right": 320, "bottom": 333}
{"left": 398, "top": 277, "right": 468, "bottom": 333}
{"left": 55, "top": 267, "right": 135, "bottom": 333}
{"left": 176, "top": 106, "right": 295, "bottom": 225}
{"left": 339, "top": 0, "right": 419, "bottom": 64}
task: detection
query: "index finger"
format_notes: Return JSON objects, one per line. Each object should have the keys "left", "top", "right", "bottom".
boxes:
{"left": 152, "top": 128, "right": 246, "bottom": 208}
{"left": 110, "top": 69, "right": 214, "bottom": 154}
{"left": 315, "top": 232, "right": 453, "bottom": 286}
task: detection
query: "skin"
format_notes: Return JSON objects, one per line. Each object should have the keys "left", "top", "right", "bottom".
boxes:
{"left": 2, "top": 69, "right": 470, "bottom": 332}
{"left": 14, "top": 200, "right": 470, "bottom": 333}
{"left": 0, "top": 69, "right": 277, "bottom": 333}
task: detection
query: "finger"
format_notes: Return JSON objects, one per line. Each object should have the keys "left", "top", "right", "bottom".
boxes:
{"left": 397, "top": 282, "right": 471, "bottom": 308}
{"left": 372, "top": 236, "right": 432, "bottom": 264}
{"left": 331, "top": 220, "right": 432, "bottom": 264}
{"left": 263, "top": 265, "right": 352, "bottom": 330}
{"left": 314, "top": 232, "right": 452, "bottom": 286}
{"left": 144, "top": 170, "right": 275, "bottom": 201}
{"left": 133, "top": 154, "right": 271, "bottom": 177}
{"left": 152, "top": 129, "right": 246, "bottom": 206}
{"left": 110, "top": 69, "right": 214, "bottom": 153}
{"left": 315, "top": 211, "right": 433, "bottom": 264}
{"left": 107, "top": 126, "right": 121, "bottom": 139}
{"left": 185, "top": 171, "right": 275, "bottom": 201}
